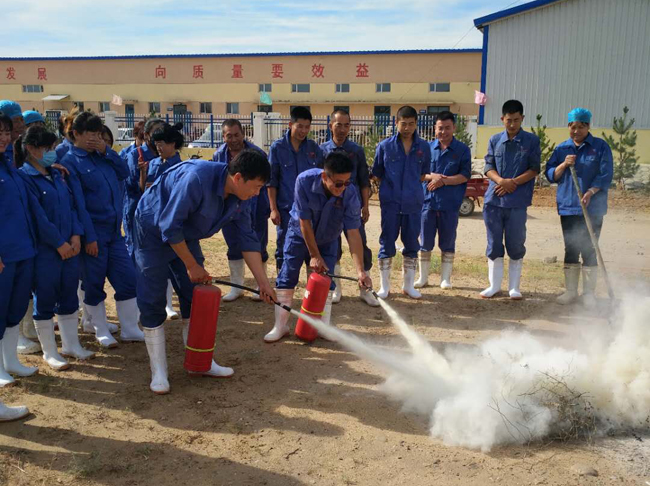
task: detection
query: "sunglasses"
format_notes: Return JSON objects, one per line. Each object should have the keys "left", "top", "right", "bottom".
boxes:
{"left": 328, "top": 174, "right": 352, "bottom": 188}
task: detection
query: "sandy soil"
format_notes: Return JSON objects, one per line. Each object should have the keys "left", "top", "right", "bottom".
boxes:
{"left": 1, "top": 195, "right": 649, "bottom": 486}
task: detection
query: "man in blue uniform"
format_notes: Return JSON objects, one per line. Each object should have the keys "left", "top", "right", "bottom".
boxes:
{"left": 415, "top": 111, "right": 472, "bottom": 290}
{"left": 320, "top": 109, "right": 378, "bottom": 307}
{"left": 480, "top": 100, "right": 541, "bottom": 300}
{"left": 264, "top": 152, "right": 373, "bottom": 343}
{"left": 134, "top": 150, "right": 276, "bottom": 394}
{"left": 371, "top": 106, "right": 431, "bottom": 300}
{"left": 545, "top": 108, "right": 613, "bottom": 306}
{"left": 268, "top": 107, "right": 324, "bottom": 273}
{"left": 213, "top": 119, "right": 270, "bottom": 303}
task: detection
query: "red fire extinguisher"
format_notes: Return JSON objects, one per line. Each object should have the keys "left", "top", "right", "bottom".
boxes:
{"left": 295, "top": 272, "right": 331, "bottom": 342}
{"left": 184, "top": 285, "right": 221, "bottom": 373}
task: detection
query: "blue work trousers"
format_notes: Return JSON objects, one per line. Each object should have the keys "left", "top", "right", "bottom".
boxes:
{"left": 419, "top": 209, "right": 460, "bottom": 253}
{"left": 0, "top": 258, "right": 33, "bottom": 339}
{"left": 33, "top": 249, "right": 80, "bottom": 320}
{"left": 276, "top": 231, "right": 337, "bottom": 290}
{"left": 483, "top": 204, "right": 528, "bottom": 260}
{"left": 274, "top": 208, "right": 291, "bottom": 271}
{"left": 378, "top": 210, "right": 420, "bottom": 259}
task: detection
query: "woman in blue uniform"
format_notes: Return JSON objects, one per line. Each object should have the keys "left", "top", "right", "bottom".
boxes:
{"left": 146, "top": 122, "right": 184, "bottom": 319}
{"left": 0, "top": 113, "right": 39, "bottom": 387}
{"left": 60, "top": 112, "right": 143, "bottom": 348}
{"left": 546, "top": 108, "right": 613, "bottom": 306}
{"left": 16, "top": 126, "right": 95, "bottom": 370}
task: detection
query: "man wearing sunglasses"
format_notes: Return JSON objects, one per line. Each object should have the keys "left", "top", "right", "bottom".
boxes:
{"left": 321, "top": 109, "right": 378, "bottom": 307}
{"left": 264, "top": 152, "right": 373, "bottom": 343}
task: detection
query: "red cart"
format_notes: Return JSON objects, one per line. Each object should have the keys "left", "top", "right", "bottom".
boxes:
{"left": 460, "top": 175, "right": 489, "bottom": 217}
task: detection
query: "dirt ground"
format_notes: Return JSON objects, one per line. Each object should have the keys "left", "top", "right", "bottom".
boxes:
{"left": 1, "top": 194, "right": 650, "bottom": 486}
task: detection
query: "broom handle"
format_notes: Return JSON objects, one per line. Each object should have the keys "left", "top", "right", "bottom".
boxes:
{"left": 568, "top": 166, "right": 615, "bottom": 300}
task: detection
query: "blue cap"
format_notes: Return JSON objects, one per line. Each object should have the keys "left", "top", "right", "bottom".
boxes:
{"left": 23, "top": 110, "right": 45, "bottom": 126}
{"left": 0, "top": 100, "right": 23, "bottom": 119}
{"left": 568, "top": 108, "right": 592, "bottom": 124}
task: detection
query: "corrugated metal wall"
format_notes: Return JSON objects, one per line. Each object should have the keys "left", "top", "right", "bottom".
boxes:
{"left": 482, "top": 0, "right": 650, "bottom": 128}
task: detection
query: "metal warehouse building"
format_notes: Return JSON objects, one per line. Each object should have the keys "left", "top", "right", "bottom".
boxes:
{"left": 474, "top": 0, "right": 650, "bottom": 129}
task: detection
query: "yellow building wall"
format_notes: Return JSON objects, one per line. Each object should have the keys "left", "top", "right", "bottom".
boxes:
{"left": 476, "top": 126, "right": 650, "bottom": 164}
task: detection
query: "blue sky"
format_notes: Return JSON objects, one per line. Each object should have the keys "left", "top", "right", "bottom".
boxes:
{"left": 1, "top": 0, "right": 524, "bottom": 57}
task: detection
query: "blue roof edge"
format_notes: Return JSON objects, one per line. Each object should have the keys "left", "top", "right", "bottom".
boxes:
{"left": 473, "top": 0, "right": 564, "bottom": 29}
{"left": 0, "top": 48, "right": 482, "bottom": 62}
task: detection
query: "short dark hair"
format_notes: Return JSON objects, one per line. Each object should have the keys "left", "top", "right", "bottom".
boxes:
{"left": 330, "top": 108, "right": 350, "bottom": 120}
{"left": 13, "top": 125, "right": 58, "bottom": 168}
{"left": 70, "top": 112, "right": 103, "bottom": 140}
{"left": 502, "top": 100, "right": 524, "bottom": 116}
{"left": 152, "top": 122, "right": 184, "bottom": 149}
{"left": 144, "top": 117, "right": 165, "bottom": 135}
{"left": 324, "top": 152, "right": 353, "bottom": 175}
{"left": 0, "top": 112, "right": 13, "bottom": 133}
{"left": 229, "top": 148, "right": 270, "bottom": 183}
{"left": 290, "top": 106, "right": 312, "bottom": 123}
{"left": 102, "top": 125, "right": 114, "bottom": 146}
{"left": 435, "top": 111, "right": 456, "bottom": 124}
{"left": 396, "top": 105, "right": 418, "bottom": 121}
{"left": 222, "top": 118, "right": 243, "bottom": 131}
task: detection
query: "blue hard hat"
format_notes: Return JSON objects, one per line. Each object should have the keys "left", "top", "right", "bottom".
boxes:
{"left": 0, "top": 100, "right": 23, "bottom": 119}
{"left": 23, "top": 110, "right": 45, "bottom": 126}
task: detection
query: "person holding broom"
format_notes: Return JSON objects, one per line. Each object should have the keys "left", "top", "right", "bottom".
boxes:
{"left": 545, "top": 108, "right": 613, "bottom": 306}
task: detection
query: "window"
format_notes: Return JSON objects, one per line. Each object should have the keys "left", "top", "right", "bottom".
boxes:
{"left": 258, "top": 84, "right": 272, "bottom": 92}
{"left": 75, "top": 102, "right": 85, "bottom": 112}
{"left": 149, "top": 102, "right": 161, "bottom": 113}
{"left": 376, "top": 83, "right": 391, "bottom": 93}
{"left": 427, "top": 106, "right": 451, "bottom": 116}
{"left": 257, "top": 105, "right": 273, "bottom": 113}
{"left": 22, "top": 85, "right": 44, "bottom": 93}
{"left": 99, "top": 102, "right": 111, "bottom": 113}
{"left": 200, "top": 102, "right": 212, "bottom": 114}
{"left": 335, "top": 83, "right": 350, "bottom": 93}
{"left": 226, "top": 102, "right": 239, "bottom": 114}
{"left": 374, "top": 106, "right": 391, "bottom": 116}
{"left": 333, "top": 105, "right": 350, "bottom": 114}
{"left": 429, "top": 83, "right": 451, "bottom": 92}
{"left": 291, "top": 84, "right": 310, "bottom": 93}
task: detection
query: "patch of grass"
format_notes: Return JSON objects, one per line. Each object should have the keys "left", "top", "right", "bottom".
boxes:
{"left": 67, "top": 451, "right": 102, "bottom": 479}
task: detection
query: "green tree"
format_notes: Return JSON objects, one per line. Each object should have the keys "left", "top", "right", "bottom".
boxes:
{"left": 363, "top": 122, "right": 383, "bottom": 196}
{"left": 454, "top": 115, "right": 473, "bottom": 150}
{"left": 531, "top": 114, "right": 556, "bottom": 186}
{"left": 602, "top": 106, "right": 640, "bottom": 188}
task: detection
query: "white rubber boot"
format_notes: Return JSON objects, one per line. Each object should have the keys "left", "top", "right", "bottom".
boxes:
{"left": 582, "top": 266, "right": 598, "bottom": 308}
{"left": 414, "top": 251, "right": 431, "bottom": 288}
{"left": 58, "top": 313, "right": 95, "bottom": 360}
{"left": 144, "top": 325, "right": 170, "bottom": 394}
{"left": 359, "top": 288, "right": 380, "bottom": 307}
{"left": 116, "top": 298, "right": 144, "bottom": 342}
{"left": 331, "top": 263, "right": 342, "bottom": 304}
{"left": 508, "top": 258, "right": 524, "bottom": 300}
{"left": 2, "top": 326, "right": 38, "bottom": 377}
{"left": 402, "top": 257, "right": 422, "bottom": 299}
{"left": 34, "top": 319, "right": 70, "bottom": 371}
{"left": 480, "top": 258, "right": 504, "bottom": 298}
{"left": 0, "top": 339, "right": 16, "bottom": 387}
{"left": 264, "top": 289, "right": 294, "bottom": 343}
{"left": 556, "top": 264, "right": 581, "bottom": 305}
{"left": 165, "top": 280, "right": 179, "bottom": 319}
{"left": 376, "top": 258, "right": 392, "bottom": 299}
{"left": 222, "top": 259, "right": 245, "bottom": 302}
{"left": 21, "top": 299, "right": 39, "bottom": 340}
{"left": 85, "top": 301, "right": 118, "bottom": 348}
{"left": 251, "top": 261, "right": 267, "bottom": 302}
{"left": 182, "top": 318, "right": 189, "bottom": 347}
{"left": 180, "top": 320, "right": 234, "bottom": 378}
{"left": 440, "top": 252, "right": 454, "bottom": 289}
{"left": 17, "top": 330, "right": 41, "bottom": 355}
{"left": 0, "top": 400, "right": 29, "bottom": 422}
{"left": 80, "top": 285, "right": 118, "bottom": 334}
